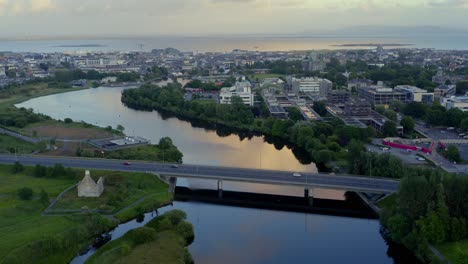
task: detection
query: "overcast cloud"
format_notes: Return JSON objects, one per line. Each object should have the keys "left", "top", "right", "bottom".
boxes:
{"left": 0, "top": 0, "right": 466, "bottom": 38}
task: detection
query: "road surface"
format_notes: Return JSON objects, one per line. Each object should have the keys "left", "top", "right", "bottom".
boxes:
{"left": 0, "top": 154, "right": 399, "bottom": 193}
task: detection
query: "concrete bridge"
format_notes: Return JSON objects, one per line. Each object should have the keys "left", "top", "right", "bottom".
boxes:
{"left": 0, "top": 154, "right": 399, "bottom": 195}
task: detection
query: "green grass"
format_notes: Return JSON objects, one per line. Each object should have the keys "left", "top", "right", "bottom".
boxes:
{"left": 0, "top": 134, "right": 45, "bottom": 154}
{"left": 115, "top": 192, "right": 173, "bottom": 222}
{"left": 249, "top": 73, "right": 284, "bottom": 80}
{"left": 0, "top": 164, "right": 173, "bottom": 263}
{"left": 87, "top": 210, "right": 192, "bottom": 264}
{"left": 53, "top": 172, "right": 171, "bottom": 214}
{"left": 377, "top": 193, "right": 397, "bottom": 209}
{"left": 0, "top": 83, "right": 87, "bottom": 109}
{"left": 436, "top": 239, "right": 468, "bottom": 263}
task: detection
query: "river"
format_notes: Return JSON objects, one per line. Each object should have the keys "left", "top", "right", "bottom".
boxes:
{"left": 17, "top": 87, "right": 413, "bottom": 264}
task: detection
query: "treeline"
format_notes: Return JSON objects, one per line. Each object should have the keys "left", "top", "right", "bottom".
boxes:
{"left": 246, "top": 60, "right": 304, "bottom": 75}
{"left": 308, "top": 59, "right": 437, "bottom": 89}
{"left": 381, "top": 174, "right": 468, "bottom": 262}
{"left": 183, "top": 77, "right": 236, "bottom": 91}
{"left": 0, "top": 107, "right": 51, "bottom": 128}
{"left": 122, "top": 84, "right": 375, "bottom": 167}
{"left": 403, "top": 102, "right": 468, "bottom": 129}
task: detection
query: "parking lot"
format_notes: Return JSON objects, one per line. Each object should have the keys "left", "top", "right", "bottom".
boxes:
{"left": 367, "top": 144, "right": 429, "bottom": 165}
{"left": 416, "top": 125, "right": 463, "bottom": 141}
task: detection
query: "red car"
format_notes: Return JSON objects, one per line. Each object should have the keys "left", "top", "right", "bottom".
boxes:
{"left": 123, "top": 162, "right": 132, "bottom": 166}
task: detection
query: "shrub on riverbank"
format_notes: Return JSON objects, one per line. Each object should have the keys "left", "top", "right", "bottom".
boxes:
{"left": 87, "top": 210, "right": 194, "bottom": 264}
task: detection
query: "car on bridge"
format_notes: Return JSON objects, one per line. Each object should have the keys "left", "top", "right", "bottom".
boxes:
{"left": 170, "top": 164, "right": 179, "bottom": 168}
{"left": 123, "top": 162, "right": 132, "bottom": 166}
{"left": 292, "top": 172, "right": 302, "bottom": 177}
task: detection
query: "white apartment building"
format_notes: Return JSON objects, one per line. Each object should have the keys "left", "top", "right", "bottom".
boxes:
{"left": 291, "top": 77, "right": 332, "bottom": 96}
{"left": 220, "top": 81, "right": 254, "bottom": 106}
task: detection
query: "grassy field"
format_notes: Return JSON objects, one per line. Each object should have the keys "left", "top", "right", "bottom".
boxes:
{"left": 249, "top": 73, "right": 284, "bottom": 81}
{"left": 0, "top": 164, "right": 173, "bottom": 263}
{"left": 0, "top": 134, "right": 45, "bottom": 154}
{"left": 53, "top": 172, "right": 171, "bottom": 215}
{"left": 436, "top": 240, "right": 468, "bottom": 263}
{"left": 377, "top": 193, "right": 397, "bottom": 209}
{"left": 0, "top": 83, "right": 87, "bottom": 109}
{"left": 21, "top": 120, "right": 117, "bottom": 139}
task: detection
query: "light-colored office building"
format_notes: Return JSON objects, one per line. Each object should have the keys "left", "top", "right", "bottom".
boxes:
{"left": 291, "top": 77, "right": 332, "bottom": 96}
{"left": 441, "top": 96, "right": 468, "bottom": 112}
{"left": 220, "top": 81, "right": 254, "bottom": 106}
{"left": 394, "top": 85, "right": 434, "bottom": 104}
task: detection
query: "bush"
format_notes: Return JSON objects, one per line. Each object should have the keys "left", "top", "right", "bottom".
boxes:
{"left": 64, "top": 118, "right": 73, "bottom": 123}
{"left": 18, "top": 187, "right": 33, "bottom": 200}
{"left": 34, "top": 164, "right": 47, "bottom": 178}
{"left": 166, "top": 210, "right": 187, "bottom": 225}
{"left": 176, "top": 221, "right": 195, "bottom": 246}
{"left": 12, "top": 161, "right": 24, "bottom": 173}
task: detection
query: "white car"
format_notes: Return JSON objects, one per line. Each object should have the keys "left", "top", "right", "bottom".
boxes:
{"left": 417, "top": 157, "right": 425, "bottom": 161}
{"left": 293, "top": 173, "right": 302, "bottom": 177}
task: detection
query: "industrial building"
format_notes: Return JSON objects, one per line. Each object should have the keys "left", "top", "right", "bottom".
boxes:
{"left": 327, "top": 90, "right": 350, "bottom": 106}
{"left": 394, "top": 85, "right": 434, "bottom": 104}
{"left": 357, "top": 86, "right": 407, "bottom": 105}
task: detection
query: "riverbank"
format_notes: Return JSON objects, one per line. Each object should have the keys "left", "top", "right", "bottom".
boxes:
{"left": 86, "top": 210, "right": 193, "bottom": 264}
{"left": 0, "top": 163, "right": 174, "bottom": 263}
{"left": 121, "top": 84, "right": 373, "bottom": 172}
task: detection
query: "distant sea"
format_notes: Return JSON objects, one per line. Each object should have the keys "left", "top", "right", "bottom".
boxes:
{"left": 0, "top": 34, "right": 467, "bottom": 53}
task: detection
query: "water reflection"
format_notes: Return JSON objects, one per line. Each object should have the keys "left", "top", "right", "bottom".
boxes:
{"left": 16, "top": 87, "right": 317, "bottom": 172}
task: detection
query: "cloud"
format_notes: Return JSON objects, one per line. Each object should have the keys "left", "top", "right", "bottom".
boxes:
{"left": 31, "top": 0, "right": 56, "bottom": 12}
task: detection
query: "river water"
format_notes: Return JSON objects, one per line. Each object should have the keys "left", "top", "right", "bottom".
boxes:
{"left": 17, "top": 88, "right": 409, "bottom": 263}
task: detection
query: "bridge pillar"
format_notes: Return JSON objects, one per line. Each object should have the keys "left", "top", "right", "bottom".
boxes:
{"left": 305, "top": 188, "right": 314, "bottom": 206}
{"left": 169, "top": 177, "right": 177, "bottom": 193}
{"left": 217, "top": 180, "right": 223, "bottom": 198}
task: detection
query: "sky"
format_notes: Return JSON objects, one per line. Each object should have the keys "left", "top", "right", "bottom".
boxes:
{"left": 0, "top": 0, "right": 467, "bottom": 38}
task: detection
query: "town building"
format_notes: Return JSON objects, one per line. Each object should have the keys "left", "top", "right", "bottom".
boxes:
{"left": 357, "top": 85, "right": 407, "bottom": 105}
{"left": 302, "top": 52, "right": 326, "bottom": 72}
{"left": 347, "top": 79, "right": 373, "bottom": 91}
{"left": 291, "top": 77, "right": 332, "bottom": 97}
{"left": 77, "top": 170, "right": 104, "bottom": 198}
{"left": 220, "top": 81, "right": 254, "bottom": 106}
{"left": 394, "top": 85, "right": 434, "bottom": 104}
{"left": 434, "top": 85, "right": 456, "bottom": 99}
{"left": 441, "top": 96, "right": 468, "bottom": 112}
{"left": 344, "top": 98, "right": 372, "bottom": 116}
{"left": 327, "top": 90, "right": 350, "bottom": 106}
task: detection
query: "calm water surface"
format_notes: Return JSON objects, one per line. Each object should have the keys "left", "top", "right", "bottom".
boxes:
{"left": 17, "top": 87, "right": 317, "bottom": 172}
{"left": 19, "top": 88, "right": 404, "bottom": 264}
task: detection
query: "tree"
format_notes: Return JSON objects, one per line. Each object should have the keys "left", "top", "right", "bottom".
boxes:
{"left": 461, "top": 117, "right": 468, "bottom": 131}
{"left": 456, "top": 81, "right": 468, "bottom": 95}
{"left": 400, "top": 116, "right": 415, "bottom": 133}
{"left": 39, "top": 190, "right": 49, "bottom": 205}
{"left": 17, "top": 187, "right": 33, "bottom": 200}
{"left": 382, "top": 121, "right": 398, "bottom": 137}
{"left": 116, "top": 124, "right": 125, "bottom": 133}
{"left": 287, "top": 107, "right": 303, "bottom": 121}
{"left": 34, "top": 164, "right": 47, "bottom": 178}
{"left": 312, "top": 101, "right": 327, "bottom": 116}
{"left": 403, "top": 102, "right": 427, "bottom": 118}
{"left": 64, "top": 118, "right": 73, "bottom": 124}
{"left": 384, "top": 109, "right": 398, "bottom": 122}
{"left": 12, "top": 161, "right": 24, "bottom": 174}
{"left": 445, "top": 145, "right": 461, "bottom": 163}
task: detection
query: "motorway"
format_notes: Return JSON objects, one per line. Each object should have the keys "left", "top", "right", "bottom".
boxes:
{"left": 0, "top": 154, "right": 399, "bottom": 193}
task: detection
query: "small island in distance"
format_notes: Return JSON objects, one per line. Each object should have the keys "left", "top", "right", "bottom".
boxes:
{"left": 53, "top": 44, "right": 108, "bottom": 48}
{"left": 332, "top": 43, "right": 414, "bottom": 47}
